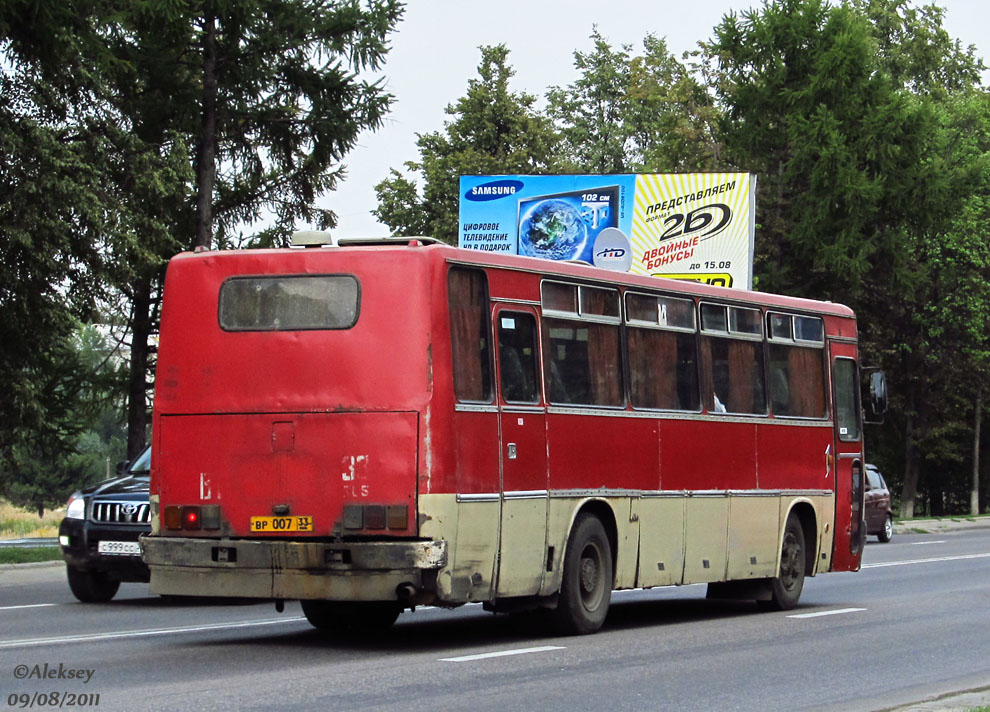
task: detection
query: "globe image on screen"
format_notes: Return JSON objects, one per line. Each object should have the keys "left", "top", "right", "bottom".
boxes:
{"left": 518, "top": 199, "right": 588, "bottom": 261}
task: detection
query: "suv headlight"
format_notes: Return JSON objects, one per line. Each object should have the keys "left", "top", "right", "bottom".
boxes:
{"left": 66, "top": 493, "right": 85, "bottom": 520}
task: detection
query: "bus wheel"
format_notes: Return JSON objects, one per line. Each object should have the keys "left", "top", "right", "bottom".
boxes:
{"left": 301, "top": 600, "right": 401, "bottom": 634}
{"left": 759, "top": 513, "right": 805, "bottom": 611}
{"left": 878, "top": 514, "right": 894, "bottom": 543}
{"left": 552, "top": 514, "right": 613, "bottom": 635}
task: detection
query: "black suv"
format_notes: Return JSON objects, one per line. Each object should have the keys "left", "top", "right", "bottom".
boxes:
{"left": 59, "top": 446, "right": 151, "bottom": 602}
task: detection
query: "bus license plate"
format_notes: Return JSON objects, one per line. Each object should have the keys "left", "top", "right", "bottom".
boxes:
{"left": 250, "top": 516, "right": 313, "bottom": 533}
{"left": 97, "top": 540, "right": 141, "bottom": 556}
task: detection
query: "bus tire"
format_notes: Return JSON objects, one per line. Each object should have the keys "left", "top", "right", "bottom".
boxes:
{"left": 66, "top": 566, "right": 120, "bottom": 603}
{"left": 301, "top": 600, "right": 401, "bottom": 634}
{"left": 878, "top": 514, "right": 893, "bottom": 543}
{"left": 759, "top": 513, "right": 805, "bottom": 611}
{"left": 551, "top": 514, "right": 613, "bottom": 635}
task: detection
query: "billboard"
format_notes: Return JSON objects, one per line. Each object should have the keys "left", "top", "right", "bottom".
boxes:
{"left": 458, "top": 173, "right": 756, "bottom": 289}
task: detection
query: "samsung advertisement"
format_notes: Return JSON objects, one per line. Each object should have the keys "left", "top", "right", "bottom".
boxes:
{"left": 458, "top": 173, "right": 756, "bottom": 289}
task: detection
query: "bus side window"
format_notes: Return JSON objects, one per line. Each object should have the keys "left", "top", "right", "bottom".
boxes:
{"left": 625, "top": 292, "right": 699, "bottom": 412}
{"left": 627, "top": 327, "right": 700, "bottom": 411}
{"left": 700, "top": 303, "right": 766, "bottom": 415}
{"left": 767, "top": 313, "right": 826, "bottom": 418}
{"left": 769, "top": 343, "right": 826, "bottom": 417}
{"left": 540, "top": 282, "right": 623, "bottom": 407}
{"left": 498, "top": 313, "right": 540, "bottom": 404}
{"left": 543, "top": 319, "right": 622, "bottom": 406}
{"left": 703, "top": 335, "right": 766, "bottom": 414}
{"left": 833, "top": 358, "right": 861, "bottom": 441}
{"left": 448, "top": 267, "right": 492, "bottom": 403}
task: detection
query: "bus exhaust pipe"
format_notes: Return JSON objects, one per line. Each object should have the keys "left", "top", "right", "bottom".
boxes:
{"left": 396, "top": 582, "right": 419, "bottom": 602}
{"left": 396, "top": 581, "right": 440, "bottom": 609}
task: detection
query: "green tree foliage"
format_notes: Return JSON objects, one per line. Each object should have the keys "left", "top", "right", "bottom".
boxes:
{"left": 703, "top": 0, "right": 928, "bottom": 300}
{"left": 627, "top": 35, "right": 723, "bottom": 172}
{"left": 123, "top": 0, "right": 406, "bottom": 247}
{"left": 2, "top": 326, "right": 126, "bottom": 516}
{"left": 546, "top": 31, "right": 720, "bottom": 175}
{"left": 845, "top": 0, "right": 987, "bottom": 516}
{"left": 374, "top": 45, "right": 560, "bottom": 242}
{"left": 875, "top": 89, "right": 990, "bottom": 516}
{"left": 701, "top": 0, "right": 989, "bottom": 517}
{"left": 849, "top": 0, "right": 984, "bottom": 96}
{"left": 546, "top": 29, "right": 632, "bottom": 173}
{"left": 699, "top": 0, "right": 990, "bottom": 517}
{"left": 0, "top": 34, "right": 182, "bottom": 474}
{"left": 2, "top": 0, "right": 404, "bottom": 461}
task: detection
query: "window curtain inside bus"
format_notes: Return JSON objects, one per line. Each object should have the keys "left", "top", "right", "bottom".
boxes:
{"left": 728, "top": 340, "right": 762, "bottom": 413}
{"left": 543, "top": 318, "right": 621, "bottom": 406}
{"left": 587, "top": 323, "right": 622, "bottom": 405}
{"left": 628, "top": 327, "right": 677, "bottom": 409}
{"left": 789, "top": 347, "right": 824, "bottom": 416}
{"left": 579, "top": 288, "right": 621, "bottom": 405}
{"left": 448, "top": 269, "right": 491, "bottom": 402}
{"left": 704, "top": 336, "right": 765, "bottom": 414}
{"left": 701, "top": 337, "right": 717, "bottom": 412}
{"left": 770, "top": 344, "right": 825, "bottom": 417}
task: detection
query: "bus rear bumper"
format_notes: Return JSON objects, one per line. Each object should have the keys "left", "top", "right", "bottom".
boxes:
{"left": 141, "top": 536, "right": 447, "bottom": 601}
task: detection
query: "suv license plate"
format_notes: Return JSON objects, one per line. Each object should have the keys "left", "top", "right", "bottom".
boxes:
{"left": 250, "top": 516, "right": 314, "bottom": 533}
{"left": 97, "top": 540, "right": 141, "bottom": 556}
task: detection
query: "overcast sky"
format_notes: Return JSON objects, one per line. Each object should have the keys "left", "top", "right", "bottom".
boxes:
{"left": 318, "top": 0, "right": 989, "bottom": 240}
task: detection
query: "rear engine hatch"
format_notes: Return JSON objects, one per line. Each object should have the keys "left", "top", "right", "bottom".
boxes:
{"left": 158, "top": 412, "right": 418, "bottom": 537}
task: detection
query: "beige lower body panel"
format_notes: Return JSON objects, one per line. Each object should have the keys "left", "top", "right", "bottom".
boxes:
{"left": 814, "top": 496, "right": 836, "bottom": 574}
{"left": 682, "top": 497, "right": 730, "bottom": 584}
{"left": 496, "top": 497, "right": 549, "bottom": 597}
{"left": 637, "top": 497, "right": 686, "bottom": 587}
{"left": 419, "top": 494, "right": 499, "bottom": 603}
{"left": 420, "top": 491, "right": 835, "bottom": 605}
{"left": 726, "top": 497, "right": 780, "bottom": 580}
{"left": 146, "top": 492, "right": 834, "bottom": 604}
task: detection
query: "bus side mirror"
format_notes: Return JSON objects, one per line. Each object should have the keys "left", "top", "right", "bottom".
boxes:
{"left": 864, "top": 369, "right": 887, "bottom": 422}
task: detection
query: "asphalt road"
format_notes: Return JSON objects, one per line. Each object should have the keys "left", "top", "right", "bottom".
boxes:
{"left": 2, "top": 530, "right": 989, "bottom": 712}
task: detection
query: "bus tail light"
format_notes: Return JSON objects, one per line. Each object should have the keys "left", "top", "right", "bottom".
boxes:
{"left": 364, "top": 505, "right": 386, "bottom": 529}
{"left": 183, "top": 506, "right": 201, "bottom": 529}
{"left": 163, "top": 505, "right": 222, "bottom": 531}
{"left": 387, "top": 505, "right": 407, "bottom": 530}
{"left": 200, "top": 505, "right": 221, "bottom": 529}
{"left": 164, "top": 506, "right": 181, "bottom": 530}
{"left": 342, "top": 504, "right": 408, "bottom": 531}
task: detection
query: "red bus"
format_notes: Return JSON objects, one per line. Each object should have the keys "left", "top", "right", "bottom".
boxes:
{"left": 143, "top": 237, "right": 885, "bottom": 635}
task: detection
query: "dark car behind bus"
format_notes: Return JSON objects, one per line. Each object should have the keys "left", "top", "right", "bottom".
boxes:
{"left": 59, "top": 447, "right": 151, "bottom": 602}
{"left": 865, "top": 463, "right": 894, "bottom": 543}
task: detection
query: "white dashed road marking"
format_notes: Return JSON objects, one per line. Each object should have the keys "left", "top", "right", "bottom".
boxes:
{"left": 440, "top": 646, "right": 566, "bottom": 662}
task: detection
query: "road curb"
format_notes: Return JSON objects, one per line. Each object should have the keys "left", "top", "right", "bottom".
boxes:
{"left": 893, "top": 518, "right": 990, "bottom": 535}
{"left": 883, "top": 685, "right": 990, "bottom": 711}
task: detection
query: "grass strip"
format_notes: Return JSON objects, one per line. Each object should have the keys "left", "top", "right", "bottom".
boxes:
{"left": 0, "top": 546, "right": 62, "bottom": 565}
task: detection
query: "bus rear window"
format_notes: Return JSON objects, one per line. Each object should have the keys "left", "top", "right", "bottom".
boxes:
{"left": 219, "top": 275, "right": 359, "bottom": 331}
